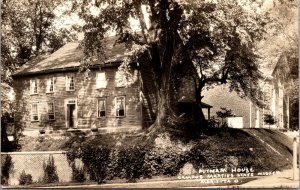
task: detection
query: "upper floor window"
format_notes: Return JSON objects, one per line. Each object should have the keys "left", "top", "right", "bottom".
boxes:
{"left": 31, "top": 102, "right": 39, "bottom": 121}
{"left": 46, "top": 78, "right": 54, "bottom": 93}
{"left": 115, "top": 71, "right": 126, "bottom": 87}
{"left": 47, "top": 102, "right": 55, "bottom": 120}
{"left": 115, "top": 70, "right": 138, "bottom": 87}
{"left": 30, "top": 79, "right": 38, "bottom": 94}
{"left": 97, "top": 98, "right": 106, "bottom": 118}
{"left": 66, "top": 75, "right": 75, "bottom": 91}
{"left": 115, "top": 96, "right": 125, "bottom": 117}
{"left": 96, "top": 72, "right": 108, "bottom": 89}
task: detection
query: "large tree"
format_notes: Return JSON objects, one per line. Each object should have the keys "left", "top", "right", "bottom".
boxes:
{"left": 1, "top": 0, "right": 77, "bottom": 84}
{"left": 1, "top": 0, "right": 77, "bottom": 149}
{"left": 73, "top": 0, "right": 270, "bottom": 129}
{"left": 257, "top": 0, "right": 298, "bottom": 130}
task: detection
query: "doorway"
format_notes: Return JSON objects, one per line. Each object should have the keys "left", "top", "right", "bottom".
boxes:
{"left": 67, "top": 104, "right": 76, "bottom": 128}
{"left": 65, "top": 99, "right": 77, "bottom": 128}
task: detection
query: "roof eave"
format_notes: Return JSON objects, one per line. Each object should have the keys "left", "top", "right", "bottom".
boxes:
{"left": 12, "top": 61, "right": 124, "bottom": 79}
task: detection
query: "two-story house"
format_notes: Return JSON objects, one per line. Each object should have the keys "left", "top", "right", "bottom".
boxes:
{"left": 12, "top": 36, "right": 145, "bottom": 134}
{"left": 12, "top": 35, "right": 210, "bottom": 134}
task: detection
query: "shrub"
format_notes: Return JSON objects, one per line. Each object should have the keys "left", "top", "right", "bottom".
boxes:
{"left": 144, "top": 148, "right": 186, "bottom": 176}
{"left": 81, "top": 145, "right": 111, "bottom": 183}
{"left": 117, "top": 144, "right": 149, "bottom": 182}
{"left": 67, "top": 151, "right": 86, "bottom": 182}
{"left": 143, "top": 134, "right": 188, "bottom": 176}
{"left": 1, "top": 155, "right": 14, "bottom": 185}
{"left": 71, "top": 164, "right": 86, "bottom": 183}
{"left": 187, "top": 144, "right": 208, "bottom": 170}
{"left": 42, "top": 155, "right": 59, "bottom": 183}
{"left": 19, "top": 170, "right": 33, "bottom": 185}
{"left": 105, "top": 149, "right": 122, "bottom": 180}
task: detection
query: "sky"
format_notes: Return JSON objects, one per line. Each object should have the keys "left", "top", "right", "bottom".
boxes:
{"left": 52, "top": 1, "right": 148, "bottom": 35}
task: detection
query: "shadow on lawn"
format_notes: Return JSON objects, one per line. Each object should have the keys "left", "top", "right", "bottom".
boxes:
{"left": 166, "top": 122, "right": 252, "bottom": 144}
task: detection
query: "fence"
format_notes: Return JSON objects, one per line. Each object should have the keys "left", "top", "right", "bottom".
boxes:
{"left": 1, "top": 151, "right": 79, "bottom": 186}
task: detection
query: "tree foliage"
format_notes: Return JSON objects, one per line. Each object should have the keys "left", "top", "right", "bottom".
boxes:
{"left": 72, "top": 0, "right": 271, "bottom": 128}
{"left": 42, "top": 155, "right": 59, "bottom": 183}
{"left": 1, "top": 0, "right": 77, "bottom": 84}
{"left": 1, "top": 0, "right": 78, "bottom": 146}
{"left": 257, "top": 0, "right": 298, "bottom": 130}
{"left": 257, "top": 0, "right": 297, "bottom": 72}
{"left": 216, "top": 107, "right": 235, "bottom": 119}
{"left": 264, "top": 114, "right": 276, "bottom": 127}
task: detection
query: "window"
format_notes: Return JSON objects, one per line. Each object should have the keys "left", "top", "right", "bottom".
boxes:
{"left": 97, "top": 98, "right": 106, "bottom": 118}
{"left": 115, "top": 70, "right": 138, "bottom": 87}
{"left": 30, "top": 79, "right": 38, "bottom": 94}
{"left": 115, "top": 96, "right": 125, "bottom": 117}
{"left": 48, "top": 102, "right": 55, "bottom": 120}
{"left": 66, "top": 75, "right": 75, "bottom": 91}
{"left": 46, "top": 78, "right": 54, "bottom": 93}
{"left": 96, "top": 72, "right": 108, "bottom": 88}
{"left": 115, "top": 71, "right": 125, "bottom": 87}
{"left": 31, "top": 103, "right": 39, "bottom": 121}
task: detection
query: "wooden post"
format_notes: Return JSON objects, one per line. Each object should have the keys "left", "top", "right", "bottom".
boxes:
{"left": 293, "top": 137, "right": 298, "bottom": 181}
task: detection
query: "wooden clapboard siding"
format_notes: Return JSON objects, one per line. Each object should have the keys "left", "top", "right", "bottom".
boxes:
{"left": 13, "top": 67, "right": 142, "bottom": 132}
{"left": 138, "top": 55, "right": 157, "bottom": 128}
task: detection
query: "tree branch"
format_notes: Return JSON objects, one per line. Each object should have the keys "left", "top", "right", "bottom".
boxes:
{"left": 134, "top": 1, "right": 148, "bottom": 43}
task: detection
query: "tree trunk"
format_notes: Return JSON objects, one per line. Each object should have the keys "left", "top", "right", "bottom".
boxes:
{"left": 195, "top": 87, "right": 207, "bottom": 126}
{"left": 150, "top": 31, "right": 179, "bottom": 129}
{"left": 156, "top": 89, "right": 168, "bottom": 127}
{"left": 153, "top": 62, "right": 175, "bottom": 128}
{"left": 1, "top": 117, "right": 11, "bottom": 152}
{"left": 191, "top": 78, "right": 207, "bottom": 127}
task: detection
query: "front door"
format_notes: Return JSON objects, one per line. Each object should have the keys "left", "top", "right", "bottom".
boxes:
{"left": 68, "top": 104, "right": 76, "bottom": 128}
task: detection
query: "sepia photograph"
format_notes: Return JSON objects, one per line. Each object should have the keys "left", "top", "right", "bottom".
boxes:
{"left": 1, "top": 0, "right": 299, "bottom": 188}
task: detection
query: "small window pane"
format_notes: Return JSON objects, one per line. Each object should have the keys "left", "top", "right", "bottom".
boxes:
{"left": 116, "top": 97, "right": 125, "bottom": 117}
{"left": 98, "top": 99, "right": 106, "bottom": 118}
{"left": 49, "top": 114, "right": 55, "bottom": 120}
{"left": 47, "top": 78, "right": 54, "bottom": 93}
{"left": 33, "top": 115, "right": 39, "bottom": 121}
{"left": 31, "top": 103, "right": 39, "bottom": 121}
{"left": 48, "top": 102, "right": 55, "bottom": 120}
{"left": 31, "top": 80, "right": 38, "bottom": 94}
{"left": 32, "top": 104, "right": 38, "bottom": 114}
{"left": 66, "top": 76, "right": 75, "bottom": 91}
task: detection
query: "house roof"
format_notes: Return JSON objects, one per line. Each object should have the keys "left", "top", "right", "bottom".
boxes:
{"left": 178, "top": 100, "right": 213, "bottom": 108}
{"left": 201, "top": 102, "right": 213, "bottom": 108}
{"left": 12, "top": 36, "right": 127, "bottom": 77}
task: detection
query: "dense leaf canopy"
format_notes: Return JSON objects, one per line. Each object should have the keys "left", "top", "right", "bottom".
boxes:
{"left": 73, "top": 0, "right": 271, "bottom": 112}
{"left": 1, "top": 0, "right": 77, "bottom": 84}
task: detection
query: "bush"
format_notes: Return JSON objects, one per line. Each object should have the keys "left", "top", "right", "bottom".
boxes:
{"left": 81, "top": 145, "right": 111, "bottom": 183}
{"left": 143, "top": 134, "right": 188, "bottom": 176}
{"left": 187, "top": 144, "right": 208, "bottom": 170}
{"left": 66, "top": 133, "right": 191, "bottom": 182}
{"left": 68, "top": 134, "right": 116, "bottom": 184}
{"left": 1, "top": 155, "right": 14, "bottom": 185}
{"left": 67, "top": 151, "right": 86, "bottom": 182}
{"left": 19, "top": 170, "right": 33, "bottom": 185}
{"left": 67, "top": 134, "right": 155, "bottom": 183}
{"left": 117, "top": 145, "right": 149, "bottom": 182}
{"left": 71, "top": 164, "right": 86, "bottom": 183}
{"left": 144, "top": 148, "right": 186, "bottom": 176}
{"left": 42, "top": 155, "right": 59, "bottom": 183}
